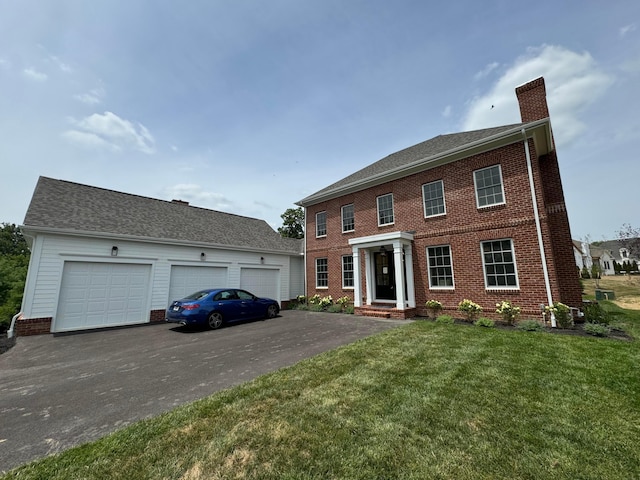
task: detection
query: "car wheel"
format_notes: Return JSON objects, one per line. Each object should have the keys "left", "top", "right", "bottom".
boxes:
{"left": 208, "top": 312, "right": 223, "bottom": 330}
{"left": 266, "top": 304, "right": 278, "bottom": 319}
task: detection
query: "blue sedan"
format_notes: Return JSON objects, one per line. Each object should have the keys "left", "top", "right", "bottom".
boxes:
{"left": 166, "top": 288, "right": 280, "bottom": 329}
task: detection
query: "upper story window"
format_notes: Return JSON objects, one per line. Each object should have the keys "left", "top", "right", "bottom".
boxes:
{"left": 422, "top": 180, "right": 446, "bottom": 217}
{"left": 342, "top": 204, "right": 355, "bottom": 232}
{"left": 316, "top": 211, "right": 327, "bottom": 237}
{"left": 427, "top": 245, "right": 454, "bottom": 289}
{"left": 481, "top": 239, "right": 519, "bottom": 289}
{"left": 621, "top": 248, "right": 629, "bottom": 259}
{"left": 316, "top": 258, "right": 328, "bottom": 288}
{"left": 474, "top": 165, "right": 505, "bottom": 208}
{"left": 377, "top": 194, "right": 394, "bottom": 226}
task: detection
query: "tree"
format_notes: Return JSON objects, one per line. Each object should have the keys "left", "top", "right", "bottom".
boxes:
{"left": 617, "top": 223, "right": 640, "bottom": 258}
{"left": 0, "top": 223, "right": 30, "bottom": 329}
{"left": 277, "top": 207, "right": 304, "bottom": 239}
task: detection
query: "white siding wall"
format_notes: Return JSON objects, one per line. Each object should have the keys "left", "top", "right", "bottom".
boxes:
{"left": 21, "top": 233, "right": 297, "bottom": 324}
{"left": 289, "top": 255, "right": 305, "bottom": 299}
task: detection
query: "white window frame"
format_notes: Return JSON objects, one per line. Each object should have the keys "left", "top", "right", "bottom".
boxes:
{"left": 341, "top": 204, "right": 355, "bottom": 233}
{"left": 422, "top": 180, "right": 446, "bottom": 218}
{"left": 316, "top": 211, "right": 327, "bottom": 238}
{"left": 481, "top": 239, "right": 519, "bottom": 290}
{"left": 474, "top": 165, "right": 505, "bottom": 209}
{"left": 427, "top": 245, "right": 455, "bottom": 289}
{"left": 315, "top": 257, "right": 328, "bottom": 288}
{"left": 342, "top": 255, "right": 354, "bottom": 289}
{"left": 377, "top": 193, "right": 394, "bottom": 226}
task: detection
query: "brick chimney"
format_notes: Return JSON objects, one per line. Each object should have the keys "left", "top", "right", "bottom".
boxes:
{"left": 515, "top": 77, "right": 549, "bottom": 123}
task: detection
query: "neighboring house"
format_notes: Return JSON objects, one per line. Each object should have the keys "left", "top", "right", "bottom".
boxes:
{"left": 573, "top": 240, "right": 585, "bottom": 273}
{"left": 589, "top": 247, "right": 616, "bottom": 276}
{"left": 594, "top": 239, "right": 640, "bottom": 273}
{"left": 297, "top": 77, "right": 582, "bottom": 319}
{"left": 15, "top": 177, "right": 304, "bottom": 336}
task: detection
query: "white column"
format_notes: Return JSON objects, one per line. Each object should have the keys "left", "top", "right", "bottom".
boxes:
{"left": 352, "top": 247, "right": 361, "bottom": 307}
{"left": 364, "top": 249, "right": 373, "bottom": 305}
{"left": 404, "top": 242, "right": 416, "bottom": 308}
{"left": 393, "top": 242, "right": 406, "bottom": 310}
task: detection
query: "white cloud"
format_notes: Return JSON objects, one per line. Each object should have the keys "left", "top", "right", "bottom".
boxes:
{"left": 74, "top": 88, "right": 106, "bottom": 105}
{"left": 23, "top": 67, "right": 47, "bottom": 82}
{"left": 474, "top": 62, "right": 499, "bottom": 80}
{"left": 64, "top": 111, "right": 156, "bottom": 154}
{"left": 462, "top": 45, "right": 613, "bottom": 147}
{"left": 442, "top": 105, "right": 452, "bottom": 118}
{"left": 620, "top": 23, "right": 637, "bottom": 37}
{"left": 49, "top": 55, "right": 72, "bottom": 73}
{"left": 164, "top": 184, "right": 234, "bottom": 210}
{"left": 0, "top": 58, "right": 10, "bottom": 69}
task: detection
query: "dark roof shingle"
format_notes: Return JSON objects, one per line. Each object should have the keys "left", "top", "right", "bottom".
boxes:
{"left": 23, "top": 177, "right": 301, "bottom": 254}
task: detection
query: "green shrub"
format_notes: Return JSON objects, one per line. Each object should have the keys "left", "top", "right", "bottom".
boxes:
{"left": 308, "top": 303, "right": 325, "bottom": 312}
{"left": 517, "top": 319, "right": 545, "bottom": 332}
{"left": 474, "top": 317, "right": 495, "bottom": 328}
{"left": 545, "top": 302, "right": 573, "bottom": 328}
{"left": 343, "top": 305, "right": 355, "bottom": 315}
{"left": 435, "top": 314, "right": 454, "bottom": 325}
{"left": 495, "top": 300, "right": 521, "bottom": 325}
{"left": 458, "top": 299, "right": 482, "bottom": 322}
{"left": 327, "top": 304, "right": 343, "bottom": 313}
{"left": 581, "top": 266, "right": 591, "bottom": 279}
{"left": 583, "top": 322, "right": 610, "bottom": 337}
{"left": 582, "top": 302, "right": 610, "bottom": 325}
{"left": 425, "top": 300, "right": 443, "bottom": 319}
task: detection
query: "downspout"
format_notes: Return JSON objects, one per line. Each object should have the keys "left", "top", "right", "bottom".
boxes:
{"left": 522, "top": 129, "right": 556, "bottom": 328}
{"left": 8, "top": 311, "right": 22, "bottom": 339}
{"left": 302, "top": 207, "right": 307, "bottom": 299}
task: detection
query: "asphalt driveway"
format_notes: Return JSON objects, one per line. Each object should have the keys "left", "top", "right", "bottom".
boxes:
{"left": 0, "top": 310, "right": 410, "bottom": 473}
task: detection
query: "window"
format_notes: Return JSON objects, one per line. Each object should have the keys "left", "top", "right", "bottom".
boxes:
{"left": 377, "top": 194, "right": 394, "bottom": 226}
{"left": 427, "top": 245, "right": 454, "bottom": 288}
{"left": 342, "top": 204, "right": 355, "bottom": 232}
{"left": 316, "top": 211, "right": 327, "bottom": 237}
{"left": 316, "top": 258, "right": 328, "bottom": 288}
{"left": 481, "top": 239, "right": 518, "bottom": 288}
{"left": 474, "top": 165, "right": 505, "bottom": 208}
{"left": 423, "top": 180, "right": 446, "bottom": 217}
{"left": 342, "top": 255, "right": 354, "bottom": 288}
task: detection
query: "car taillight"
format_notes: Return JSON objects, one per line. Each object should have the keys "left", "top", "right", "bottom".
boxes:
{"left": 182, "top": 304, "right": 200, "bottom": 310}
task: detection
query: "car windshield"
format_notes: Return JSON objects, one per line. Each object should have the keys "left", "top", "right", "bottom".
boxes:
{"left": 183, "top": 290, "right": 211, "bottom": 301}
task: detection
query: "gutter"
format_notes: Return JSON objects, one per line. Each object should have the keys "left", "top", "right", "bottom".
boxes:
{"left": 522, "top": 128, "right": 556, "bottom": 327}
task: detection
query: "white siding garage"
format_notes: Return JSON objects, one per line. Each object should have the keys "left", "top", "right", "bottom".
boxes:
{"left": 168, "top": 265, "right": 228, "bottom": 305}
{"left": 55, "top": 262, "right": 151, "bottom": 332}
{"left": 240, "top": 268, "right": 279, "bottom": 302}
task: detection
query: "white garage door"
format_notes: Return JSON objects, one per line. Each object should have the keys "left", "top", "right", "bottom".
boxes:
{"left": 168, "top": 265, "right": 228, "bottom": 305}
{"left": 56, "top": 262, "right": 151, "bottom": 332}
{"left": 240, "top": 268, "right": 279, "bottom": 302}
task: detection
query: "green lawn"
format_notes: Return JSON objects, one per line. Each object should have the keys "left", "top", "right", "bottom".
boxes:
{"left": 4, "top": 305, "right": 640, "bottom": 479}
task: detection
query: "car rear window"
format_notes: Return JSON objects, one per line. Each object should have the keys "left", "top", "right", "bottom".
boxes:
{"left": 184, "top": 290, "right": 211, "bottom": 301}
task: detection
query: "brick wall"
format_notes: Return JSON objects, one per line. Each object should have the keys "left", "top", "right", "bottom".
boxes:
{"left": 149, "top": 309, "right": 166, "bottom": 323}
{"left": 15, "top": 317, "right": 52, "bottom": 336}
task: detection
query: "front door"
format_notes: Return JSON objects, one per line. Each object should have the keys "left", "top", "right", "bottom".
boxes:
{"left": 374, "top": 251, "right": 396, "bottom": 300}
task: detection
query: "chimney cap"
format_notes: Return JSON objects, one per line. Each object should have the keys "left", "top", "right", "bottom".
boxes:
{"left": 515, "top": 76, "right": 546, "bottom": 95}
{"left": 171, "top": 199, "right": 189, "bottom": 205}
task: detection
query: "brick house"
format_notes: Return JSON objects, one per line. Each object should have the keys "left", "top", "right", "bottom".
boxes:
{"left": 297, "top": 77, "right": 582, "bottom": 321}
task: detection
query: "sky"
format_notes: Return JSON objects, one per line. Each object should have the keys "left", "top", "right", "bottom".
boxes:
{"left": 0, "top": 1, "right": 638, "bottom": 242}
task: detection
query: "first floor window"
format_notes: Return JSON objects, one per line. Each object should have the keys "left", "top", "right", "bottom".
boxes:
{"left": 377, "top": 193, "right": 394, "bottom": 226}
{"left": 427, "top": 245, "right": 454, "bottom": 288}
{"left": 482, "top": 239, "right": 518, "bottom": 288}
{"left": 316, "top": 211, "right": 327, "bottom": 237}
{"left": 342, "top": 255, "right": 354, "bottom": 288}
{"left": 342, "top": 204, "right": 355, "bottom": 232}
{"left": 316, "top": 258, "right": 328, "bottom": 287}
{"left": 474, "top": 165, "right": 504, "bottom": 208}
{"left": 423, "top": 180, "right": 446, "bottom": 217}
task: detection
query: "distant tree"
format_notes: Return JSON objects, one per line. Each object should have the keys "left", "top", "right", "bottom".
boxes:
{"left": 617, "top": 223, "right": 640, "bottom": 258}
{"left": 0, "top": 223, "right": 29, "bottom": 256}
{"left": 590, "top": 263, "right": 601, "bottom": 287}
{"left": 0, "top": 223, "right": 30, "bottom": 328}
{"left": 633, "top": 260, "right": 639, "bottom": 272}
{"left": 613, "top": 260, "right": 620, "bottom": 274}
{"left": 623, "top": 261, "right": 633, "bottom": 275}
{"left": 580, "top": 266, "right": 590, "bottom": 279}
{"left": 277, "top": 207, "right": 304, "bottom": 239}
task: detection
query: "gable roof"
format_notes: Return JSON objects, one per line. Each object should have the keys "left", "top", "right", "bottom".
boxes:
{"left": 593, "top": 240, "right": 639, "bottom": 262}
{"left": 297, "top": 119, "right": 553, "bottom": 207}
{"left": 23, "top": 177, "right": 302, "bottom": 254}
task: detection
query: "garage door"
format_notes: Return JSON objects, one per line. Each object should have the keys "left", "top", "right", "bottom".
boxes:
{"left": 56, "top": 262, "right": 151, "bottom": 332}
{"left": 240, "top": 268, "right": 279, "bottom": 302}
{"left": 168, "top": 265, "right": 228, "bottom": 305}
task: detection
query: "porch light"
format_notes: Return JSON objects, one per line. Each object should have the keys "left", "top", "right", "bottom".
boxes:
{"left": 379, "top": 246, "right": 387, "bottom": 256}
{"left": 200, "top": 252, "right": 206, "bottom": 261}
{"left": 111, "top": 246, "right": 118, "bottom": 256}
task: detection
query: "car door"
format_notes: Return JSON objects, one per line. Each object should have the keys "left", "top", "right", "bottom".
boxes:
{"left": 212, "top": 289, "right": 243, "bottom": 322}
{"left": 235, "top": 289, "right": 263, "bottom": 319}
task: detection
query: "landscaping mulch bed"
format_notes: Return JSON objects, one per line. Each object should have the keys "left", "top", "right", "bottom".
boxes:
{"left": 0, "top": 333, "right": 16, "bottom": 354}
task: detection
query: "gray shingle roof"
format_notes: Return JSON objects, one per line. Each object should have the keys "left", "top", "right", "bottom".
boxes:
{"left": 298, "top": 123, "right": 526, "bottom": 205}
{"left": 23, "top": 177, "right": 302, "bottom": 254}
